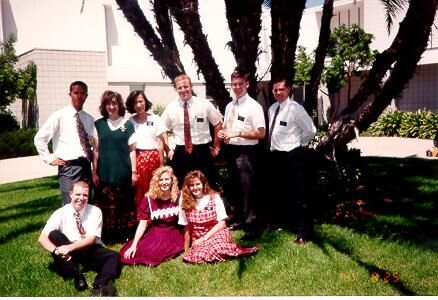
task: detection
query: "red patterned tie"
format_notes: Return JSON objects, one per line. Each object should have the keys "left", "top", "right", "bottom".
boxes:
{"left": 74, "top": 212, "right": 86, "bottom": 239}
{"left": 268, "top": 105, "right": 280, "bottom": 150}
{"left": 75, "top": 112, "right": 92, "bottom": 161}
{"left": 183, "top": 102, "right": 193, "bottom": 153}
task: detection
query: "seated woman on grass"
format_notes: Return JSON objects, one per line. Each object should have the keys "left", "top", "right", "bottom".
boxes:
{"left": 179, "top": 170, "right": 258, "bottom": 263}
{"left": 119, "top": 166, "right": 184, "bottom": 266}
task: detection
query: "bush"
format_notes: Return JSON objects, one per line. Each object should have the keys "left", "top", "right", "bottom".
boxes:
{"left": 153, "top": 104, "right": 165, "bottom": 116}
{"left": 0, "top": 110, "right": 20, "bottom": 133}
{"left": 0, "top": 128, "right": 38, "bottom": 159}
{"left": 366, "top": 109, "right": 438, "bottom": 139}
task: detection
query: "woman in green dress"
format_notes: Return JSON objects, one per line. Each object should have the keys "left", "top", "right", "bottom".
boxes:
{"left": 92, "top": 90, "right": 138, "bottom": 244}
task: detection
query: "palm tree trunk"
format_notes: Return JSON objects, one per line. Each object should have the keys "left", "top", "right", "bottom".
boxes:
{"left": 115, "top": 0, "right": 185, "bottom": 81}
{"left": 224, "top": 0, "right": 262, "bottom": 99}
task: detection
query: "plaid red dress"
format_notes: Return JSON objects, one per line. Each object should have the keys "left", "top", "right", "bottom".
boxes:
{"left": 182, "top": 195, "right": 258, "bottom": 263}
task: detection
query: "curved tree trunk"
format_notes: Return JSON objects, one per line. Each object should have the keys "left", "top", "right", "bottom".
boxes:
{"left": 304, "top": 0, "right": 334, "bottom": 123}
{"left": 317, "top": 0, "right": 438, "bottom": 158}
{"left": 224, "top": 0, "right": 262, "bottom": 99}
{"left": 168, "top": 0, "right": 231, "bottom": 112}
{"left": 115, "top": 0, "right": 185, "bottom": 81}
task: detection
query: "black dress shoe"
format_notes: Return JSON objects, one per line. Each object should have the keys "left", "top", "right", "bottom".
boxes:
{"left": 74, "top": 274, "right": 88, "bottom": 291}
{"left": 294, "top": 237, "right": 307, "bottom": 245}
{"left": 92, "top": 282, "right": 116, "bottom": 297}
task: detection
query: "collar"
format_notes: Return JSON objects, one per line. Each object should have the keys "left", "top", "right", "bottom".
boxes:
{"left": 67, "top": 105, "right": 82, "bottom": 117}
{"left": 278, "top": 97, "right": 291, "bottom": 110}
{"left": 233, "top": 93, "right": 249, "bottom": 106}
{"left": 68, "top": 203, "right": 86, "bottom": 217}
{"left": 178, "top": 97, "right": 194, "bottom": 108}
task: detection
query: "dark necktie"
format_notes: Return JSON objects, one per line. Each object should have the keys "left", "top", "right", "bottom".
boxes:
{"left": 75, "top": 112, "right": 92, "bottom": 161}
{"left": 183, "top": 102, "right": 193, "bottom": 154}
{"left": 268, "top": 105, "right": 280, "bottom": 150}
{"left": 74, "top": 212, "right": 86, "bottom": 239}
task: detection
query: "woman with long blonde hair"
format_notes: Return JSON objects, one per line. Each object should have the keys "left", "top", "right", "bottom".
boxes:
{"left": 119, "top": 166, "right": 183, "bottom": 266}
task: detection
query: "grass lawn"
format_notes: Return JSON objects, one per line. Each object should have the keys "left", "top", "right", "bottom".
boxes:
{"left": 0, "top": 157, "right": 437, "bottom": 296}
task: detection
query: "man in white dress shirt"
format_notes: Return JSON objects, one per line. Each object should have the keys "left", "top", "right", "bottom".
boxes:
{"left": 34, "top": 81, "right": 95, "bottom": 206}
{"left": 267, "top": 76, "right": 316, "bottom": 244}
{"left": 38, "top": 181, "right": 121, "bottom": 296}
{"left": 161, "top": 74, "right": 223, "bottom": 188}
{"left": 218, "top": 68, "right": 266, "bottom": 238}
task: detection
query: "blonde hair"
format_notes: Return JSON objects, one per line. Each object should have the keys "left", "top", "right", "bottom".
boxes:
{"left": 146, "top": 166, "right": 179, "bottom": 202}
{"left": 174, "top": 74, "right": 192, "bottom": 87}
{"left": 181, "top": 170, "right": 215, "bottom": 211}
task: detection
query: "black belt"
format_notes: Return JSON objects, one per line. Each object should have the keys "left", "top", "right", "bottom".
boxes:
{"left": 65, "top": 157, "right": 89, "bottom": 166}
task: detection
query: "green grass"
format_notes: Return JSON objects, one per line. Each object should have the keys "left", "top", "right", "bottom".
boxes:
{"left": 0, "top": 157, "right": 437, "bottom": 296}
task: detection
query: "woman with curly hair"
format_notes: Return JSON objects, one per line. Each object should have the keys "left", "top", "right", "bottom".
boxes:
{"left": 92, "top": 90, "right": 137, "bottom": 244}
{"left": 119, "top": 166, "right": 184, "bottom": 266}
{"left": 125, "top": 90, "right": 170, "bottom": 211}
{"left": 179, "top": 170, "right": 258, "bottom": 263}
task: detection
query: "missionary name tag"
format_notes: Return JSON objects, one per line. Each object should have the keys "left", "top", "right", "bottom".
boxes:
{"left": 280, "top": 121, "right": 287, "bottom": 126}
{"left": 237, "top": 115, "right": 245, "bottom": 121}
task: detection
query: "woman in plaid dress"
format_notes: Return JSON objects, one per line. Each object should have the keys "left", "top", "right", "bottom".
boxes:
{"left": 179, "top": 170, "right": 258, "bottom": 263}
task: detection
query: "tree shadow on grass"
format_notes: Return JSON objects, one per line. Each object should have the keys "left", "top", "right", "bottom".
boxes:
{"left": 0, "top": 176, "right": 58, "bottom": 194}
{"left": 312, "top": 231, "right": 415, "bottom": 296}
{"left": 0, "top": 195, "right": 57, "bottom": 223}
{"left": 0, "top": 221, "right": 46, "bottom": 245}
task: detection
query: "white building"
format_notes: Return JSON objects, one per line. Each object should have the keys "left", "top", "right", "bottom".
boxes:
{"left": 1, "top": 0, "right": 437, "bottom": 127}
{"left": 298, "top": 0, "right": 438, "bottom": 113}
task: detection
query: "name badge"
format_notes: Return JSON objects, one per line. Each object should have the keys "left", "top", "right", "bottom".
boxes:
{"left": 237, "top": 115, "right": 245, "bottom": 121}
{"left": 146, "top": 121, "right": 154, "bottom": 126}
{"left": 280, "top": 121, "right": 287, "bottom": 126}
{"left": 196, "top": 117, "right": 204, "bottom": 122}
{"left": 205, "top": 206, "right": 214, "bottom": 211}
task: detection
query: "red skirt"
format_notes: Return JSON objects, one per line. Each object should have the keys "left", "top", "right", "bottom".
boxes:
{"left": 135, "top": 149, "right": 161, "bottom": 209}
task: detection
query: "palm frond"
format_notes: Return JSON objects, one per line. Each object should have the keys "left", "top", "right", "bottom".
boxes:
{"left": 380, "top": 0, "right": 408, "bottom": 33}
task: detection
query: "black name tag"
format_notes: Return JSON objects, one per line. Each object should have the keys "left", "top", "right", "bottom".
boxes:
{"left": 280, "top": 121, "right": 287, "bottom": 126}
{"left": 237, "top": 115, "right": 245, "bottom": 121}
{"left": 146, "top": 121, "right": 154, "bottom": 126}
{"left": 196, "top": 117, "right": 204, "bottom": 122}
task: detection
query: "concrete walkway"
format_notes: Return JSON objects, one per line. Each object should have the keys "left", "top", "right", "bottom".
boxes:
{"left": 0, "top": 137, "right": 435, "bottom": 185}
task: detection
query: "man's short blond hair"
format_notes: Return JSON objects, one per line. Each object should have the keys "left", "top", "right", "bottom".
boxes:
{"left": 174, "top": 74, "right": 192, "bottom": 87}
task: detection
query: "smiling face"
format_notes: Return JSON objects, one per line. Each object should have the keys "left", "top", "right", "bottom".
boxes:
{"left": 158, "top": 172, "right": 172, "bottom": 195}
{"left": 175, "top": 78, "right": 193, "bottom": 102}
{"left": 70, "top": 184, "right": 89, "bottom": 212}
{"left": 231, "top": 77, "right": 249, "bottom": 99}
{"left": 69, "top": 85, "right": 88, "bottom": 111}
{"left": 106, "top": 99, "right": 120, "bottom": 119}
{"left": 134, "top": 94, "right": 146, "bottom": 114}
{"left": 272, "top": 80, "right": 291, "bottom": 103}
{"left": 188, "top": 177, "right": 204, "bottom": 199}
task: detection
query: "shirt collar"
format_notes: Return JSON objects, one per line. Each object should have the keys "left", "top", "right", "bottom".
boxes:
{"left": 179, "top": 97, "right": 194, "bottom": 107}
{"left": 68, "top": 202, "right": 86, "bottom": 217}
{"left": 233, "top": 93, "right": 248, "bottom": 106}
{"left": 68, "top": 104, "right": 83, "bottom": 117}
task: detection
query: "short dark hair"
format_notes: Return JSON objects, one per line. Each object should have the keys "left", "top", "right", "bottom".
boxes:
{"left": 231, "top": 67, "right": 249, "bottom": 82}
{"left": 70, "top": 180, "right": 89, "bottom": 191}
{"left": 99, "top": 90, "right": 126, "bottom": 118}
{"left": 125, "top": 90, "right": 153, "bottom": 114}
{"left": 272, "top": 75, "right": 293, "bottom": 87}
{"left": 70, "top": 81, "right": 88, "bottom": 93}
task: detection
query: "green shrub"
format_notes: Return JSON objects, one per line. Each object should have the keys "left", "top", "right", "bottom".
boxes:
{"left": 0, "top": 128, "right": 38, "bottom": 159}
{"left": 153, "top": 104, "right": 165, "bottom": 116}
{"left": 366, "top": 109, "right": 438, "bottom": 139}
{"left": 0, "top": 110, "right": 20, "bottom": 133}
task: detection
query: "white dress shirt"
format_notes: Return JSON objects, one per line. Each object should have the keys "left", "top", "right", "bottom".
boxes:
{"left": 178, "top": 193, "right": 228, "bottom": 226}
{"left": 129, "top": 114, "right": 167, "bottom": 150}
{"left": 34, "top": 105, "right": 95, "bottom": 164}
{"left": 223, "top": 93, "right": 265, "bottom": 146}
{"left": 268, "top": 98, "right": 316, "bottom": 152}
{"left": 161, "top": 96, "right": 223, "bottom": 146}
{"left": 42, "top": 203, "right": 103, "bottom": 244}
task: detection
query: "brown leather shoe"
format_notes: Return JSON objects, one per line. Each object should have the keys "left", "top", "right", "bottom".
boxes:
{"left": 294, "top": 237, "right": 307, "bottom": 245}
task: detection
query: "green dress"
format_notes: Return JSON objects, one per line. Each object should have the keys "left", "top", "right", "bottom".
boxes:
{"left": 94, "top": 117, "right": 137, "bottom": 244}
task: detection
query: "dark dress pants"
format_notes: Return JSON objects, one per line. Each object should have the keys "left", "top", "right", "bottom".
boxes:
{"left": 223, "top": 144, "right": 258, "bottom": 228}
{"left": 48, "top": 230, "right": 121, "bottom": 287}
{"left": 269, "top": 147, "right": 313, "bottom": 238}
{"left": 58, "top": 157, "right": 92, "bottom": 206}
{"left": 171, "top": 143, "right": 218, "bottom": 189}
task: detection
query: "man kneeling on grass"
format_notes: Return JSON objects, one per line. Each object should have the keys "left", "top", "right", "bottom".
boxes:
{"left": 38, "top": 181, "right": 121, "bottom": 296}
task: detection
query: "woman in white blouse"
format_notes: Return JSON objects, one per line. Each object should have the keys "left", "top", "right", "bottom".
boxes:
{"left": 125, "top": 90, "right": 170, "bottom": 210}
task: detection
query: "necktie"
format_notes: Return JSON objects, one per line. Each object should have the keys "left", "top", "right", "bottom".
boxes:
{"left": 226, "top": 100, "right": 237, "bottom": 130}
{"left": 268, "top": 104, "right": 280, "bottom": 150}
{"left": 74, "top": 212, "right": 86, "bottom": 239}
{"left": 75, "top": 112, "right": 92, "bottom": 161}
{"left": 183, "top": 102, "right": 193, "bottom": 153}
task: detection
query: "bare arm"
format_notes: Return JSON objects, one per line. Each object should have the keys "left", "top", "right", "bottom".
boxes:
{"left": 192, "top": 220, "right": 226, "bottom": 247}
{"left": 129, "top": 143, "right": 138, "bottom": 185}
{"left": 183, "top": 226, "right": 191, "bottom": 250}
{"left": 92, "top": 137, "right": 99, "bottom": 186}
{"left": 123, "top": 220, "right": 148, "bottom": 259}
